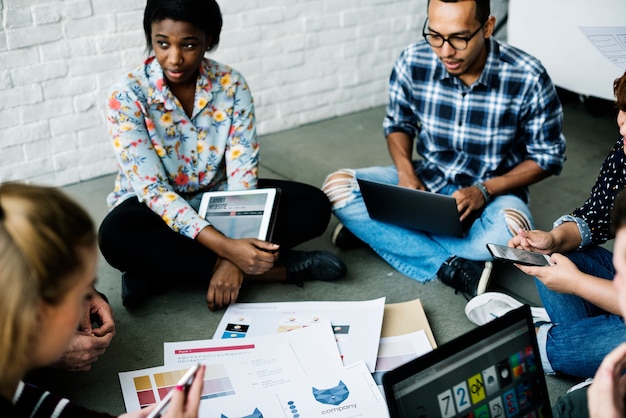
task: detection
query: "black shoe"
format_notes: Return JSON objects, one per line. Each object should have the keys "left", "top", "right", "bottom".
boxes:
{"left": 283, "top": 250, "right": 347, "bottom": 285}
{"left": 436, "top": 256, "right": 493, "bottom": 299}
{"left": 121, "top": 272, "right": 155, "bottom": 308}
{"left": 331, "top": 223, "right": 367, "bottom": 250}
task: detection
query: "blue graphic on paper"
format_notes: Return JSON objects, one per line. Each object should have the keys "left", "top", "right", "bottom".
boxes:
{"left": 221, "top": 408, "right": 263, "bottom": 418}
{"left": 287, "top": 400, "right": 300, "bottom": 418}
{"left": 312, "top": 380, "right": 350, "bottom": 405}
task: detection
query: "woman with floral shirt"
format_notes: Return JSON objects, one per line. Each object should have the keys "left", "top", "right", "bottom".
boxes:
{"left": 99, "top": 0, "right": 346, "bottom": 310}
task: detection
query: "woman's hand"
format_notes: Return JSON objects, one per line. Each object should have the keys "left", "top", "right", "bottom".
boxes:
{"left": 195, "top": 227, "right": 279, "bottom": 311}
{"left": 509, "top": 222, "right": 582, "bottom": 254}
{"left": 514, "top": 253, "right": 580, "bottom": 294}
{"left": 196, "top": 227, "right": 278, "bottom": 276}
{"left": 120, "top": 365, "right": 205, "bottom": 418}
{"left": 222, "top": 238, "right": 279, "bottom": 275}
{"left": 515, "top": 254, "right": 622, "bottom": 315}
{"left": 206, "top": 258, "right": 244, "bottom": 311}
{"left": 508, "top": 229, "right": 555, "bottom": 254}
{"left": 588, "top": 342, "right": 626, "bottom": 418}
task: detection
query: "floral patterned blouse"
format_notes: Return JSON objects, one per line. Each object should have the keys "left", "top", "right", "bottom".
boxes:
{"left": 106, "top": 57, "right": 258, "bottom": 239}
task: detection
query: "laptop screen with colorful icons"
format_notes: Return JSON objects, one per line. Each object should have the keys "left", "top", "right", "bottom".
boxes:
{"left": 382, "top": 305, "right": 552, "bottom": 418}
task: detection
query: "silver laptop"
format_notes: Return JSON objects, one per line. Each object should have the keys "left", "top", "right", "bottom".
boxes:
{"left": 382, "top": 305, "right": 553, "bottom": 418}
{"left": 357, "top": 178, "right": 477, "bottom": 238}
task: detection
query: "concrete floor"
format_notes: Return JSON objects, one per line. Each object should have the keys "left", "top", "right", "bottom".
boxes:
{"left": 26, "top": 91, "right": 619, "bottom": 415}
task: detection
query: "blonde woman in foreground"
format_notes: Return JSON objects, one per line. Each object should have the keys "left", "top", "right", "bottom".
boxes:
{"left": 0, "top": 182, "right": 204, "bottom": 417}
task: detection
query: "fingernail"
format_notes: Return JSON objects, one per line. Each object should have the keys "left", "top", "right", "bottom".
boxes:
{"left": 175, "top": 385, "right": 184, "bottom": 391}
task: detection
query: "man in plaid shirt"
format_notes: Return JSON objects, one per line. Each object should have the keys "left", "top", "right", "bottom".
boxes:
{"left": 322, "top": 0, "right": 565, "bottom": 296}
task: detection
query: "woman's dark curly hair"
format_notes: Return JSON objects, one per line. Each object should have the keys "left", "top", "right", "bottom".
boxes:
{"left": 143, "top": 0, "right": 222, "bottom": 52}
{"left": 614, "top": 71, "right": 626, "bottom": 112}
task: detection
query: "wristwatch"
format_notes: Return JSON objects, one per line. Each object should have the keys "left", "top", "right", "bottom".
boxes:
{"left": 472, "top": 182, "right": 491, "bottom": 203}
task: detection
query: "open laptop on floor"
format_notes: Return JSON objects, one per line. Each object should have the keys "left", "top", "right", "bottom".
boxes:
{"left": 357, "top": 178, "right": 478, "bottom": 238}
{"left": 382, "top": 305, "right": 553, "bottom": 418}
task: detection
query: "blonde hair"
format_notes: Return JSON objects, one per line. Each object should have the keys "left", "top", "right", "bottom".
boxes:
{"left": 0, "top": 183, "right": 95, "bottom": 395}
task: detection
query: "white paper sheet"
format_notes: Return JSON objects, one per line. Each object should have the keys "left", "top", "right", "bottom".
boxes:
{"left": 119, "top": 344, "right": 390, "bottom": 417}
{"left": 372, "top": 330, "right": 434, "bottom": 396}
{"left": 580, "top": 26, "right": 626, "bottom": 70}
{"left": 120, "top": 343, "right": 306, "bottom": 413}
{"left": 195, "top": 359, "right": 390, "bottom": 418}
{"left": 163, "top": 320, "right": 343, "bottom": 379}
{"left": 212, "top": 297, "right": 386, "bottom": 372}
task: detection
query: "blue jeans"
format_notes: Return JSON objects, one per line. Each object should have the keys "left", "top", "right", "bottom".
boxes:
{"left": 536, "top": 246, "right": 626, "bottom": 378}
{"left": 329, "top": 165, "right": 533, "bottom": 281}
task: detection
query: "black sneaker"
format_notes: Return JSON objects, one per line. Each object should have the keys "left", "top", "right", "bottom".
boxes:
{"left": 330, "top": 223, "right": 367, "bottom": 250}
{"left": 121, "top": 272, "right": 161, "bottom": 308}
{"left": 283, "top": 250, "right": 347, "bottom": 286}
{"left": 437, "top": 256, "right": 493, "bottom": 299}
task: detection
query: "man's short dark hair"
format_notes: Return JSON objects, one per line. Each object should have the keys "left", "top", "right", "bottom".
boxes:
{"left": 143, "top": 0, "right": 223, "bottom": 52}
{"left": 427, "top": 0, "right": 491, "bottom": 25}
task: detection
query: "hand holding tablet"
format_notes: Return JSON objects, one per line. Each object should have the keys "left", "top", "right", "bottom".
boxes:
{"left": 198, "top": 188, "right": 280, "bottom": 241}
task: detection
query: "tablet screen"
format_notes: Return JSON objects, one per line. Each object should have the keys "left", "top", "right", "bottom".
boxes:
{"left": 199, "top": 189, "right": 278, "bottom": 241}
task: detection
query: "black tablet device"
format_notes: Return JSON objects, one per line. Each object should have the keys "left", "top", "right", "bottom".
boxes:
{"left": 382, "top": 305, "right": 552, "bottom": 418}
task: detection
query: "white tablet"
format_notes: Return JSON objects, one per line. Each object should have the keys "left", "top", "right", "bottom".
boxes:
{"left": 198, "top": 188, "right": 280, "bottom": 241}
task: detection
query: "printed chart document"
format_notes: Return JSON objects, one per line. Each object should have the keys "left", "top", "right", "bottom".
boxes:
{"left": 163, "top": 321, "right": 343, "bottom": 378}
{"left": 119, "top": 344, "right": 390, "bottom": 417}
{"left": 120, "top": 343, "right": 306, "bottom": 414}
{"left": 188, "top": 358, "right": 389, "bottom": 418}
{"left": 213, "top": 298, "right": 386, "bottom": 372}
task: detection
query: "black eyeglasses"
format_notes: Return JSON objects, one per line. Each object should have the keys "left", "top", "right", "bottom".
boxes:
{"left": 422, "top": 19, "right": 484, "bottom": 51}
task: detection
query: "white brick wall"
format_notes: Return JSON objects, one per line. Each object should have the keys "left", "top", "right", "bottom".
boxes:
{"left": 0, "top": 0, "right": 508, "bottom": 186}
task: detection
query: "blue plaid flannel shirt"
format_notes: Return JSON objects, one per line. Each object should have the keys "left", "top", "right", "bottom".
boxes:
{"left": 383, "top": 38, "right": 566, "bottom": 203}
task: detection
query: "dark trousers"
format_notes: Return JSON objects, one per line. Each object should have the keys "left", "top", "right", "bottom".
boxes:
{"left": 98, "top": 179, "right": 331, "bottom": 282}
{"left": 551, "top": 386, "right": 590, "bottom": 418}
